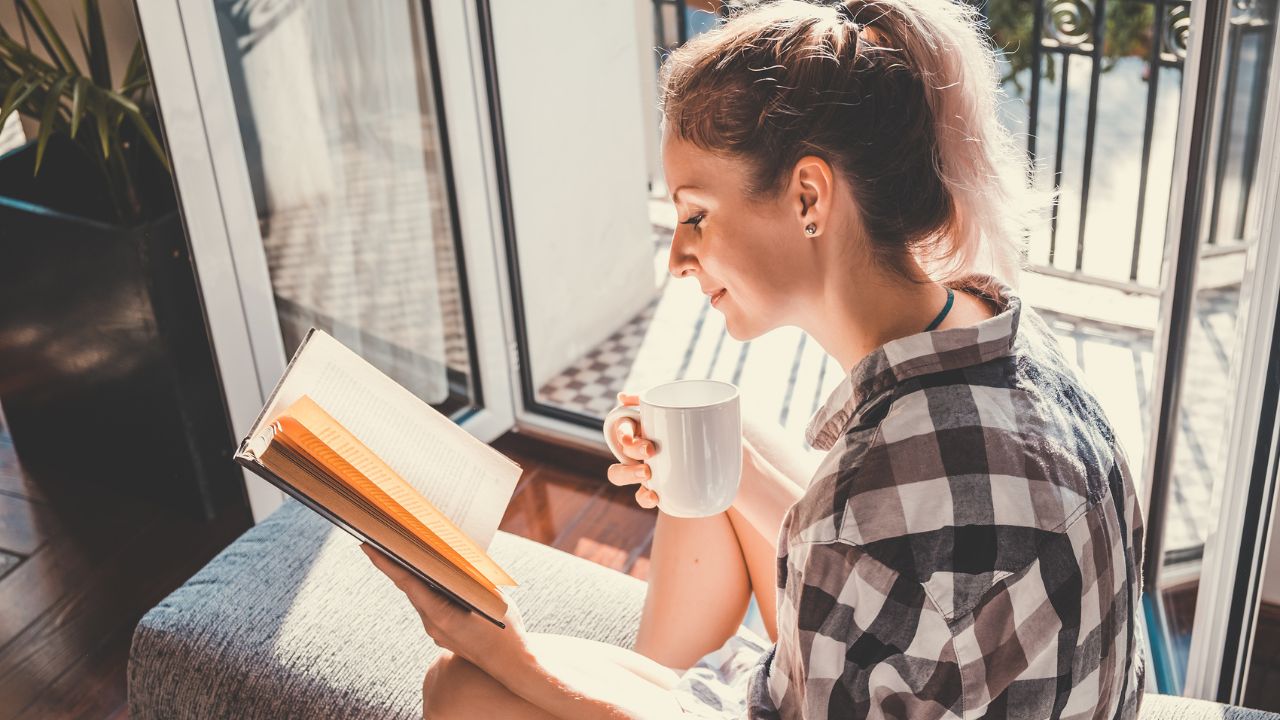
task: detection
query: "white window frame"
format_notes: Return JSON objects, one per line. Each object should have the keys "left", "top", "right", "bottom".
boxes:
{"left": 134, "top": 0, "right": 521, "bottom": 522}
{"left": 1183, "top": 12, "right": 1280, "bottom": 700}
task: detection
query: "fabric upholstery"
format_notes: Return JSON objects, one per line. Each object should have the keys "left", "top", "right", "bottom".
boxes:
{"left": 129, "top": 500, "right": 649, "bottom": 719}
{"left": 1141, "top": 693, "right": 1280, "bottom": 719}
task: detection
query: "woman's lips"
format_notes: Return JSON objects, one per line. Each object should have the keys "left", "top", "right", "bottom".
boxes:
{"left": 710, "top": 289, "right": 727, "bottom": 306}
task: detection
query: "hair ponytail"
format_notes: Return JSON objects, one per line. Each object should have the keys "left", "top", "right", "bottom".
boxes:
{"left": 659, "top": 0, "right": 1051, "bottom": 290}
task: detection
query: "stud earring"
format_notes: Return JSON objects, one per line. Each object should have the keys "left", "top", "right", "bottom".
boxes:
{"left": 804, "top": 223, "right": 817, "bottom": 235}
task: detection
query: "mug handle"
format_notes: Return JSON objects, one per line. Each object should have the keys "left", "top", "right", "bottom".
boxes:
{"left": 603, "top": 404, "right": 643, "bottom": 466}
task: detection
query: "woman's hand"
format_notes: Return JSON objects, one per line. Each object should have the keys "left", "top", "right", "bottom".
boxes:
{"left": 360, "top": 543, "right": 532, "bottom": 676}
{"left": 606, "top": 392, "right": 660, "bottom": 509}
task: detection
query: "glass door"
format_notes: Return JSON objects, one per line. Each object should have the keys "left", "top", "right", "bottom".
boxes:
{"left": 1139, "top": 0, "right": 1280, "bottom": 702}
{"left": 472, "top": 0, "right": 841, "bottom": 462}
{"left": 134, "top": 0, "right": 519, "bottom": 520}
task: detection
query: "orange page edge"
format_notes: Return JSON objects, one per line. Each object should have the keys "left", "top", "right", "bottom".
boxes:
{"left": 272, "top": 415, "right": 501, "bottom": 596}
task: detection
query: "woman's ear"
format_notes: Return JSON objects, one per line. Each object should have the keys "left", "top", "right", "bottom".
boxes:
{"left": 792, "top": 155, "right": 835, "bottom": 235}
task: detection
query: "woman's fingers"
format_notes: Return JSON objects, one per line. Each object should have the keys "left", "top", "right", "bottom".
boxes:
{"left": 613, "top": 392, "right": 655, "bottom": 462}
{"left": 614, "top": 416, "right": 638, "bottom": 446}
{"left": 613, "top": 418, "right": 654, "bottom": 463}
{"left": 607, "top": 461, "right": 650, "bottom": 487}
{"left": 362, "top": 545, "right": 450, "bottom": 611}
{"left": 618, "top": 432, "right": 654, "bottom": 462}
{"left": 362, "top": 543, "right": 413, "bottom": 585}
{"left": 613, "top": 391, "right": 656, "bottom": 506}
{"left": 607, "top": 463, "right": 661, "bottom": 509}
{"left": 635, "top": 485, "right": 659, "bottom": 509}
{"left": 362, "top": 544, "right": 459, "bottom": 643}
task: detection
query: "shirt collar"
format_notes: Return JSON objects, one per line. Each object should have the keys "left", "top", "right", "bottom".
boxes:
{"left": 804, "top": 273, "right": 1023, "bottom": 451}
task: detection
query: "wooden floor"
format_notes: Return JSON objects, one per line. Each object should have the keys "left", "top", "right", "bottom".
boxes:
{"left": 0, "top": 404, "right": 253, "bottom": 720}
{"left": 494, "top": 433, "right": 657, "bottom": 581}
{"left": 1245, "top": 603, "right": 1280, "bottom": 712}
{"left": 0, "top": 405, "right": 654, "bottom": 720}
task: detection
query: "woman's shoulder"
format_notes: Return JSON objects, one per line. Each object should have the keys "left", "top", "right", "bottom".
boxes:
{"left": 784, "top": 323, "right": 1126, "bottom": 590}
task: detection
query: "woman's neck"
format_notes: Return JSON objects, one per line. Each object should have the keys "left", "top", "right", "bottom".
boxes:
{"left": 801, "top": 260, "right": 993, "bottom": 376}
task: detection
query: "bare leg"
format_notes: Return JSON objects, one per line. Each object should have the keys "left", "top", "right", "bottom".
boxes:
{"left": 422, "top": 634, "right": 682, "bottom": 719}
{"left": 633, "top": 510, "right": 754, "bottom": 670}
{"left": 632, "top": 414, "right": 815, "bottom": 669}
{"left": 727, "top": 504, "right": 779, "bottom": 641}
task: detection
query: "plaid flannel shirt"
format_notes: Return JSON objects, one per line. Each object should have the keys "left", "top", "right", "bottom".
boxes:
{"left": 745, "top": 274, "right": 1147, "bottom": 719}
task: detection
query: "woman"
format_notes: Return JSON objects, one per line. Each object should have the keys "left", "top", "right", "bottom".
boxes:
{"left": 362, "top": 0, "right": 1148, "bottom": 717}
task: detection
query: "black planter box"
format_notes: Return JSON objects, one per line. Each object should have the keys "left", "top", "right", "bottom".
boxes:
{"left": 0, "top": 137, "right": 246, "bottom": 520}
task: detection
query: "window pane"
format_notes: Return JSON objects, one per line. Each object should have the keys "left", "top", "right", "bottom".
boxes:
{"left": 214, "top": 0, "right": 477, "bottom": 415}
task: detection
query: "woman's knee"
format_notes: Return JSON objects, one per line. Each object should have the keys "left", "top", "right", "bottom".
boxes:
{"left": 422, "top": 650, "right": 558, "bottom": 720}
{"left": 421, "top": 651, "right": 474, "bottom": 720}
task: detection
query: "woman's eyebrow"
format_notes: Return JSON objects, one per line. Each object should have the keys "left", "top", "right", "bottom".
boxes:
{"left": 671, "top": 184, "right": 702, "bottom": 203}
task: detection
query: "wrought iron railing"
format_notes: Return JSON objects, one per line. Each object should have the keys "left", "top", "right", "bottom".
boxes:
{"left": 652, "top": 0, "right": 1275, "bottom": 292}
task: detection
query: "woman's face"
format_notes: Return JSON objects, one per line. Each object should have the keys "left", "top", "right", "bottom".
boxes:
{"left": 661, "top": 128, "right": 818, "bottom": 341}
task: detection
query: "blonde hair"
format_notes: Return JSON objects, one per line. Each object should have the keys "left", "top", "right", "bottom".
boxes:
{"left": 658, "top": 0, "right": 1051, "bottom": 290}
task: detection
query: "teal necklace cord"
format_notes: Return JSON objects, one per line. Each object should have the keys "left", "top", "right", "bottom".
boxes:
{"left": 924, "top": 287, "right": 955, "bottom": 332}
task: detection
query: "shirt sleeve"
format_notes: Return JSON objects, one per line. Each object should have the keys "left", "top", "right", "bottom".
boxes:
{"left": 765, "top": 540, "right": 966, "bottom": 719}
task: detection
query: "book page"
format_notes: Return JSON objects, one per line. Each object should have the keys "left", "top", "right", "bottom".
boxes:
{"left": 243, "top": 329, "right": 522, "bottom": 550}
{"left": 285, "top": 396, "right": 515, "bottom": 587}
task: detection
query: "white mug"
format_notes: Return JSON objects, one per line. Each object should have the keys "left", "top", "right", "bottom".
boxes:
{"left": 603, "top": 379, "right": 742, "bottom": 517}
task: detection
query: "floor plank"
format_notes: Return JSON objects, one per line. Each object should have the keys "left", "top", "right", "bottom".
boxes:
{"left": 0, "top": 550, "right": 18, "bottom": 581}
{"left": 1245, "top": 603, "right": 1280, "bottom": 712}
{"left": 492, "top": 432, "right": 616, "bottom": 480}
{"left": 0, "top": 504, "right": 150, "bottom": 651}
{"left": 0, "top": 491, "right": 62, "bottom": 556}
{"left": 15, "top": 628, "right": 131, "bottom": 720}
{"left": 0, "top": 507, "right": 245, "bottom": 716}
{"left": 550, "top": 487, "right": 657, "bottom": 573}
{"left": 0, "top": 407, "right": 44, "bottom": 503}
{"left": 498, "top": 466, "right": 607, "bottom": 547}
{"left": 493, "top": 432, "right": 657, "bottom": 575}
{"left": 0, "top": 400, "right": 251, "bottom": 720}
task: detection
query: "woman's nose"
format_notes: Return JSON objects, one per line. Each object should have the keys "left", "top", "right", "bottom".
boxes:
{"left": 668, "top": 227, "right": 697, "bottom": 280}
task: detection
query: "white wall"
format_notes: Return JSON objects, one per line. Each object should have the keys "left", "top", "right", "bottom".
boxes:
{"left": 490, "top": 0, "right": 659, "bottom": 389}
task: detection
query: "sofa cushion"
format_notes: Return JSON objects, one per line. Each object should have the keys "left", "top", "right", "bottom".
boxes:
{"left": 1141, "top": 693, "right": 1280, "bottom": 719}
{"left": 128, "top": 500, "right": 651, "bottom": 719}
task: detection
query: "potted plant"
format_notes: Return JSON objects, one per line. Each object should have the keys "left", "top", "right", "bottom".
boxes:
{"left": 0, "top": 0, "right": 243, "bottom": 521}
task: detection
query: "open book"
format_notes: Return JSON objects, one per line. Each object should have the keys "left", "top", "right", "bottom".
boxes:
{"left": 234, "top": 329, "right": 524, "bottom": 627}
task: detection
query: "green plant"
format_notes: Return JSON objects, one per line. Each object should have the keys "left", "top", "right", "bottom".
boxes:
{"left": 0, "top": 0, "right": 169, "bottom": 223}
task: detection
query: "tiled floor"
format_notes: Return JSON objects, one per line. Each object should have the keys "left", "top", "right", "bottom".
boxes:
{"left": 537, "top": 230, "right": 1242, "bottom": 560}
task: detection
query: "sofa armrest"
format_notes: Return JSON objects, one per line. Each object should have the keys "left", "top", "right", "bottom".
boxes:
{"left": 128, "top": 500, "right": 652, "bottom": 720}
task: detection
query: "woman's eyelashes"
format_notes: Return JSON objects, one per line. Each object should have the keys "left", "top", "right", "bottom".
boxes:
{"left": 680, "top": 214, "right": 705, "bottom": 229}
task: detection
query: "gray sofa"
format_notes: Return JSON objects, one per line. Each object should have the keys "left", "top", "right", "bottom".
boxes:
{"left": 128, "top": 499, "right": 1280, "bottom": 719}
